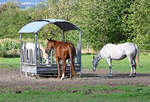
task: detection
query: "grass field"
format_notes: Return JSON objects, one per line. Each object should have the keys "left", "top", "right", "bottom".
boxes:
{"left": 0, "top": 53, "right": 150, "bottom": 73}
{"left": 0, "top": 54, "right": 150, "bottom": 102}
{"left": 0, "top": 85, "right": 150, "bottom": 102}
{"left": 0, "top": 57, "right": 20, "bottom": 68}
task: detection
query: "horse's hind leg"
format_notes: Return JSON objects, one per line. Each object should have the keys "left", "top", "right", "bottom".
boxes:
{"left": 133, "top": 59, "right": 136, "bottom": 76}
{"left": 128, "top": 56, "right": 134, "bottom": 77}
{"left": 69, "top": 59, "right": 77, "bottom": 79}
{"left": 56, "top": 57, "right": 61, "bottom": 79}
{"left": 61, "top": 59, "right": 66, "bottom": 80}
{"left": 71, "top": 60, "right": 77, "bottom": 78}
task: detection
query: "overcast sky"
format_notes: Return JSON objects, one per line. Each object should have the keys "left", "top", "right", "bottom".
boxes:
{"left": 0, "top": 0, "right": 48, "bottom": 3}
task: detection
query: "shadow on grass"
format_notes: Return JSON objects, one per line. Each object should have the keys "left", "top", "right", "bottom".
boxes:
{"left": 80, "top": 73, "right": 150, "bottom": 79}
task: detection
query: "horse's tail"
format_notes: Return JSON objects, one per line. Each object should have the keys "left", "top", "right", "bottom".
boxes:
{"left": 135, "top": 44, "right": 139, "bottom": 66}
{"left": 69, "top": 44, "right": 76, "bottom": 58}
{"left": 68, "top": 44, "right": 77, "bottom": 76}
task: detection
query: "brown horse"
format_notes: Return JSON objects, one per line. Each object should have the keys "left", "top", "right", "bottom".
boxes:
{"left": 45, "top": 40, "right": 77, "bottom": 80}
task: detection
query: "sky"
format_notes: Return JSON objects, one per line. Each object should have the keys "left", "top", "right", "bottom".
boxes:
{"left": 0, "top": 0, "right": 48, "bottom": 5}
{"left": 0, "top": 0, "right": 48, "bottom": 8}
{"left": 0, "top": 0, "right": 47, "bottom": 2}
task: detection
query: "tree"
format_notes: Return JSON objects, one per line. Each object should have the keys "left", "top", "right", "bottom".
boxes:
{"left": 80, "top": 0, "right": 134, "bottom": 50}
{"left": 34, "top": 0, "right": 81, "bottom": 45}
{"left": 126, "top": 0, "right": 150, "bottom": 50}
{"left": 0, "top": 2, "right": 33, "bottom": 38}
{"left": 0, "top": 2, "right": 18, "bottom": 13}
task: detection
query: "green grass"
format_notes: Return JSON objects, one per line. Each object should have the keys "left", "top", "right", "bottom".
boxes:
{"left": 0, "top": 54, "right": 150, "bottom": 102}
{"left": 0, "top": 57, "right": 20, "bottom": 68}
{"left": 0, "top": 53, "right": 150, "bottom": 73}
{"left": 0, "top": 85, "right": 150, "bottom": 102}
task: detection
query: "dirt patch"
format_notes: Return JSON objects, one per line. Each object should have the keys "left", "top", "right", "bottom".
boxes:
{"left": 0, "top": 68, "right": 150, "bottom": 89}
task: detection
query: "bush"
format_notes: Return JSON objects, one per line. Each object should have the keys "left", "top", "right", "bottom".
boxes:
{"left": 0, "top": 38, "right": 48, "bottom": 57}
{"left": 0, "top": 38, "right": 20, "bottom": 57}
{"left": 126, "top": 0, "right": 150, "bottom": 51}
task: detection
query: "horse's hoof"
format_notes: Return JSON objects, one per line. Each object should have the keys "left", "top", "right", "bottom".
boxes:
{"left": 129, "top": 73, "right": 132, "bottom": 76}
{"left": 132, "top": 74, "right": 136, "bottom": 78}
{"left": 132, "top": 75, "right": 136, "bottom": 78}
{"left": 25, "top": 72, "right": 28, "bottom": 77}
{"left": 61, "top": 77, "right": 65, "bottom": 80}
{"left": 93, "top": 69, "right": 96, "bottom": 72}
{"left": 35, "top": 75, "right": 40, "bottom": 79}
{"left": 129, "top": 75, "right": 132, "bottom": 78}
{"left": 134, "top": 73, "right": 136, "bottom": 75}
{"left": 129, "top": 74, "right": 135, "bottom": 78}
{"left": 78, "top": 72, "right": 82, "bottom": 78}
{"left": 57, "top": 77, "right": 60, "bottom": 79}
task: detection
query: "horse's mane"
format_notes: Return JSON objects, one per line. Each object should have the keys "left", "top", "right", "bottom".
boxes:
{"left": 48, "top": 39, "right": 71, "bottom": 43}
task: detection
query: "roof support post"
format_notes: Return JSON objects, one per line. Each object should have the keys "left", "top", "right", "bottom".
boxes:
{"left": 20, "top": 33, "right": 23, "bottom": 73}
{"left": 62, "top": 30, "right": 65, "bottom": 42}
{"left": 38, "top": 43, "right": 41, "bottom": 64}
{"left": 78, "top": 31, "right": 82, "bottom": 72}
{"left": 80, "top": 31, "right": 82, "bottom": 71}
{"left": 35, "top": 33, "right": 37, "bottom": 64}
{"left": 20, "top": 33, "right": 23, "bottom": 62}
{"left": 50, "top": 49, "right": 54, "bottom": 64}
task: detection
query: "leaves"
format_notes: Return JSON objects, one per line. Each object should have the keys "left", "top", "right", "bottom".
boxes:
{"left": 126, "top": 0, "right": 150, "bottom": 50}
{"left": 0, "top": 0, "right": 150, "bottom": 51}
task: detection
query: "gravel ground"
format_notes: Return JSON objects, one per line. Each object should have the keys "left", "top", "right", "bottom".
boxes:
{"left": 0, "top": 68, "right": 150, "bottom": 89}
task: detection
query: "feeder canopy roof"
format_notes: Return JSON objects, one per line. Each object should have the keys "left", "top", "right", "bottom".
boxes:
{"left": 18, "top": 19, "right": 81, "bottom": 34}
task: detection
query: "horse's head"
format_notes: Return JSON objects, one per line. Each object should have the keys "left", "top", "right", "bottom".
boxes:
{"left": 45, "top": 40, "right": 54, "bottom": 54}
{"left": 92, "top": 55, "right": 101, "bottom": 72}
{"left": 40, "top": 44, "right": 48, "bottom": 59}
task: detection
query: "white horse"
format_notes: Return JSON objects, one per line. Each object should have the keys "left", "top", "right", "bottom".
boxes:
{"left": 92, "top": 42, "right": 139, "bottom": 77}
{"left": 22, "top": 42, "right": 49, "bottom": 64}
